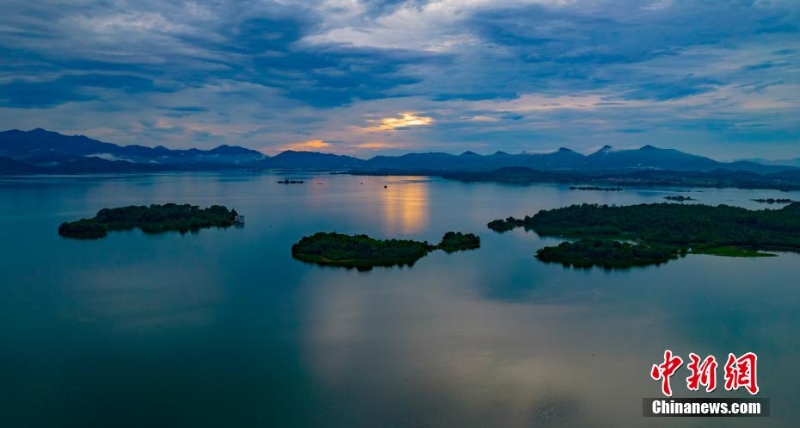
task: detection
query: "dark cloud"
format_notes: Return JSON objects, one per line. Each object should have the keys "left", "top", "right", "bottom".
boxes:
{"left": 249, "top": 47, "right": 430, "bottom": 107}
{"left": 163, "top": 106, "right": 209, "bottom": 112}
{"left": 0, "top": 74, "right": 170, "bottom": 108}
{"left": 0, "top": 0, "right": 798, "bottom": 158}
{"left": 463, "top": 1, "right": 800, "bottom": 99}
{"left": 626, "top": 77, "right": 720, "bottom": 101}
{"left": 432, "top": 92, "right": 519, "bottom": 102}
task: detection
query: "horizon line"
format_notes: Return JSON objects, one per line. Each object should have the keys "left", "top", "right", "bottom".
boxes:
{"left": 3, "top": 127, "right": 798, "bottom": 163}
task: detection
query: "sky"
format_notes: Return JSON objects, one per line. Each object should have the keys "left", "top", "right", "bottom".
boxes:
{"left": 1, "top": 0, "right": 799, "bottom": 160}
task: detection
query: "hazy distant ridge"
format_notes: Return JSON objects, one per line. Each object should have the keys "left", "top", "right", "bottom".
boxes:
{"left": 0, "top": 128, "right": 795, "bottom": 175}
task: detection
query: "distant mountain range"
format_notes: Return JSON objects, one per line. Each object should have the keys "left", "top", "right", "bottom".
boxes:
{"left": 0, "top": 128, "right": 797, "bottom": 176}
{"left": 740, "top": 157, "right": 800, "bottom": 168}
{"left": 0, "top": 128, "right": 264, "bottom": 173}
{"left": 355, "top": 144, "right": 792, "bottom": 174}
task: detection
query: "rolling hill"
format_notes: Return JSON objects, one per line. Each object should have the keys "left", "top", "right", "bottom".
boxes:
{"left": 0, "top": 129, "right": 797, "bottom": 178}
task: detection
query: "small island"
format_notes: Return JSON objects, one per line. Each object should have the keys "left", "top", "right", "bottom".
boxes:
{"left": 487, "top": 217, "right": 529, "bottom": 233}
{"left": 291, "top": 231, "right": 480, "bottom": 270}
{"left": 58, "top": 203, "right": 241, "bottom": 239}
{"left": 752, "top": 198, "right": 794, "bottom": 204}
{"left": 277, "top": 179, "right": 305, "bottom": 184}
{"left": 437, "top": 231, "right": 481, "bottom": 252}
{"left": 488, "top": 202, "right": 800, "bottom": 268}
{"left": 664, "top": 195, "right": 695, "bottom": 202}
{"left": 536, "top": 239, "right": 684, "bottom": 268}
{"left": 569, "top": 186, "right": 622, "bottom": 191}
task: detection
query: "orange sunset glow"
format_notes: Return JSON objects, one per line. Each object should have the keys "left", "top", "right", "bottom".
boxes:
{"left": 381, "top": 177, "right": 429, "bottom": 235}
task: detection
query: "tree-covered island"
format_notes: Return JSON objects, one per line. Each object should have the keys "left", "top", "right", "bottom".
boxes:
{"left": 664, "top": 195, "right": 695, "bottom": 201}
{"left": 58, "top": 203, "right": 240, "bottom": 239}
{"left": 488, "top": 202, "right": 800, "bottom": 268}
{"left": 291, "top": 231, "right": 480, "bottom": 270}
{"left": 536, "top": 239, "right": 685, "bottom": 268}
{"left": 569, "top": 186, "right": 622, "bottom": 191}
{"left": 437, "top": 231, "right": 482, "bottom": 252}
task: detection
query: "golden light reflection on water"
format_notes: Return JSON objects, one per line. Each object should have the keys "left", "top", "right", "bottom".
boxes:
{"left": 299, "top": 270, "right": 652, "bottom": 427}
{"left": 381, "top": 177, "right": 429, "bottom": 235}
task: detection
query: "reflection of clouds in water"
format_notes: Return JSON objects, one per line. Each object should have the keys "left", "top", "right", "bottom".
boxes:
{"left": 67, "top": 261, "right": 222, "bottom": 331}
{"left": 6, "top": 174, "right": 799, "bottom": 427}
{"left": 301, "top": 270, "right": 367, "bottom": 381}
{"left": 296, "top": 249, "right": 800, "bottom": 427}
{"left": 298, "top": 268, "right": 692, "bottom": 427}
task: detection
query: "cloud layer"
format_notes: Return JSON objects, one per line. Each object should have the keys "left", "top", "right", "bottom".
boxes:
{"left": 1, "top": 0, "right": 798, "bottom": 159}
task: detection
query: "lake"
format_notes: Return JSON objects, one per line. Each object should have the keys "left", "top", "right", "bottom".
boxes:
{"left": 1, "top": 172, "right": 798, "bottom": 427}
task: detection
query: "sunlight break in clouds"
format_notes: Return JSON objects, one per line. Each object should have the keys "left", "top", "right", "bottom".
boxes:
{"left": 356, "top": 142, "right": 413, "bottom": 150}
{"left": 267, "top": 139, "right": 331, "bottom": 154}
{"left": 363, "top": 112, "right": 434, "bottom": 132}
{"left": 1, "top": 0, "right": 799, "bottom": 158}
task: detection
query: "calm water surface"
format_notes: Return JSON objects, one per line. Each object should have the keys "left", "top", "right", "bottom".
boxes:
{"left": 1, "top": 172, "right": 798, "bottom": 427}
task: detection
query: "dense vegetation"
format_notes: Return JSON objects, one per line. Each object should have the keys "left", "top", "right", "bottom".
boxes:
{"left": 489, "top": 202, "right": 800, "bottom": 268}
{"left": 664, "top": 195, "right": 694, "bottom": 201}
{"left": 569, "top": 186, "right": 622, "bottom": 191}
{"left": 488, "top": 217, "right": 529, "bottom": 232}
{"left": 292, "top": 231, "right": 480, "bottom": 270}
{"left": 536, "top": 239, "right": 683, "bottom": 268}
{"left": 438, "top": 231, "right": 481, "bottom": 252}
{"left": 440, "top": 168, "right": 800, "bottom": 191}
{"left": 752, "top": 198, "right": 794, "bottom": 204}
{"left": 58, "top": 203, "right": 239, "bottom": 239}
